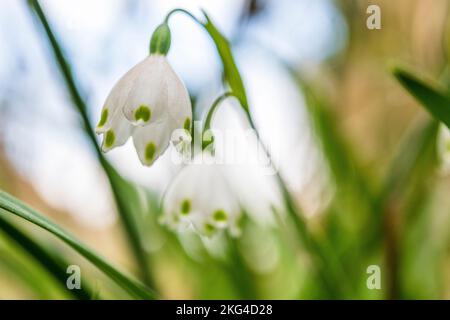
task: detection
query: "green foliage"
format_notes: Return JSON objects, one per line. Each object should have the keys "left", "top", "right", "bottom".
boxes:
{"left": 0, "top": 191, "right": 156, "bottom": 299}
{"left": 202, "top": 12, "right": 249, "bottom": 111}
{"left": 0, "top": 216, "right": 92, "bottom": 299}
{"left": 393, "top": 68, "right": 450, "bottom": 129}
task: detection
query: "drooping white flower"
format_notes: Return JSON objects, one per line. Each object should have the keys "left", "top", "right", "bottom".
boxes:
{"left": 95, "top": 23, "right": 192, "bottom": 166}
{"left": 161, "top": 153, "right": 242, "bottom": 237}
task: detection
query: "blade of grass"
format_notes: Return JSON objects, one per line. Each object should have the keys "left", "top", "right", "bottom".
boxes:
{"left": 0, "top": 190, "right": 156, "bottom": 299}
{"left": 225, "top": 237, "right": 257, "bottom": 299}
{"left": 26, "top": 0, "right": 153, "bottom": 286}
{"left": 379, "top": 121, "right": 438, "bottom": 202}
{"left": 376, "top": 67, "right": 445, "bottom": 298}
{"left": 379, "top": 120, "right": 438, "bottom": 299}
{"left": 393, "top": 67, "right": 450, "bottom": 129}
{"left": 202, "top": 12, "right": 249, "bottom": 111}
{"left": 297, "top": 76, "right": 380, "bottom": 296}
{"left": 0, "top": 248, "right": 58, "bottom": 299}
{"left": 0, "top": 215, "right": 93, "bottom": 299}
{"left": 303, "top": 85, "right": 375, "bottom": 208}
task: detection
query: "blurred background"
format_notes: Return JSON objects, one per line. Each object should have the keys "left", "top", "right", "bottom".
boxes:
{"left": 0, "top": 0, "right": 450, "bottom": 299}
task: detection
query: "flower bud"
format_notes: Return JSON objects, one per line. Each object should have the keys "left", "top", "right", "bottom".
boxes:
{"left": 149, "top": 23, "right": 171, "bottom": 55}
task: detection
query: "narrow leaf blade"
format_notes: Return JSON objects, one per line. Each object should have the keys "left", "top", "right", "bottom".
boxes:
{"left": 202, "top": 13, "right": 249, "bottom": 111}
{"left": 0, "top": 191, "right": 156, "bottom": 300}
{"left": 0, "top": 215, "right": 93, "bottom": 299}
{"left": 393, "top": 67, "right": 450, "bottom": 128}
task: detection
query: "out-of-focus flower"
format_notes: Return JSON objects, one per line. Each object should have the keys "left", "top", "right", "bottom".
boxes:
{"left": 95, "top": 23, "right": 191, "bottom": 166}
{"left": 161, "top": 153, "right": 242, "bottom": 237}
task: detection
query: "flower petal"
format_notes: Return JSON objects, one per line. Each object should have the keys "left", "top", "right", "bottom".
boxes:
{"left": 122, "top": 55, "right": 169, "bottom": 126}
{"left": 164, "top": 59, "right": 192, "bottom": 129}
{"left": 95, "top": 59, "right": 142, "bottom": 133}
{"left": 100, "top": 109, "right": 134, "bottom": 152}
{"left": 132, "top": 121, "right": 172, "bottom": 166}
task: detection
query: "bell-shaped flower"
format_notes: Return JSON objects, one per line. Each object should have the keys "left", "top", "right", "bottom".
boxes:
{"left": 95, "top": 23, "right": 191, "bottom": 166}
{"left": 161, "top": 153, "right": 242, "bottom": 237}
{"left": 95, "top": 54, "right": 192, "bottom": 166}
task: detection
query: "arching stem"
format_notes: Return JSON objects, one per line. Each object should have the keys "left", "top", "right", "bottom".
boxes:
{"left": 164, "top": 8, "right": 202, "bottom": 25}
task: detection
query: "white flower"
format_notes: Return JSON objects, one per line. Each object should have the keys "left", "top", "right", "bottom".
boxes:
{"left": 95, "top": 54, "right": 192, "bottom": 166}
{"left": 161, "top": 154, "right": 242, "bottom": 237}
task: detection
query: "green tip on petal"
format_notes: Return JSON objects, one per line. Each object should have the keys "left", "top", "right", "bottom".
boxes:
{"left": 104, "top": 130, "right": 115, "bottom": 148}
{"left": 134, "top": 105, "right": 151, "bottom": 123}
{"left": 145, "top": 142, "right": 156, "bottom": 163}
{"left": 97, "top": 108, "right": 108, "bottom": 128}
{"left": 183, "top": 117, "right": 191, "bottom": 131}
{"left": 180, "top": 199, "right": 191, "bottom": 215}
{"left": 213, "top": 209, "right": 228, "bottom": 222}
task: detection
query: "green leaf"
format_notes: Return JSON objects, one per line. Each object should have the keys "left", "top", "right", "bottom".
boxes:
{"left": 0, "top": 190, "right": 156, "bottom": 300}
{"left": 0, "top": 215, "right": 93, "bottom": 299}
{"left": 393, "top": 67, "right": 450, "bottom": 128}
{"left": 370, "top": 67, "right": 445, "bottom": 298}
{"left": 201, "top": 12, "right": 249, "bottom": 111}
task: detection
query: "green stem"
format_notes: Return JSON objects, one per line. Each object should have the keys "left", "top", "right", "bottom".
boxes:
{"left": 202, "top": 92, "right": 234, "bottom": 149}
{"left": 164, "top": 8, "right": 202, "bottom": 24}
{"left": 203, "top": 92, "right": 235, "bottom": 132}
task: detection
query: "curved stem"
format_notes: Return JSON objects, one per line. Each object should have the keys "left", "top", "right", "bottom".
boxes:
{"left": 201, "top": 92, "right": 235, "bottom": 150}
{"left": 164, "top": 8, "right": 202, "bottom": 25}
{"left": 203, "top": 92, "right": 235, "bottom": 132}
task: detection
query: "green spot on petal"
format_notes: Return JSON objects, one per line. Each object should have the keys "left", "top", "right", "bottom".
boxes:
{"left": 184, "top": 117, "right": 191, "bottom": 131}
{"left": 145, "top": 142, "right": 156, "bottom": 163}
{"left": 104, "top": 130, "right": 115, "bottom": 148}
{"left": 213, "top": 210, "right": 227, "bottom": 222}
{"left": 134, "top": 105, "right": 151, "bottom": 123}
{"left": 204, "top": 223, "right": 216, "bottom": 234}
{"left": 180, "top": 199, "right": 191, "bottom": 215}
{"left": 97, "top": 108, "right": 108, "bottom": 128}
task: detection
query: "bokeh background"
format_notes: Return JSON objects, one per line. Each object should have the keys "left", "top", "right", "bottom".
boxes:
{"left": 0, "top": 0, "right": 450, "bottom": 299}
